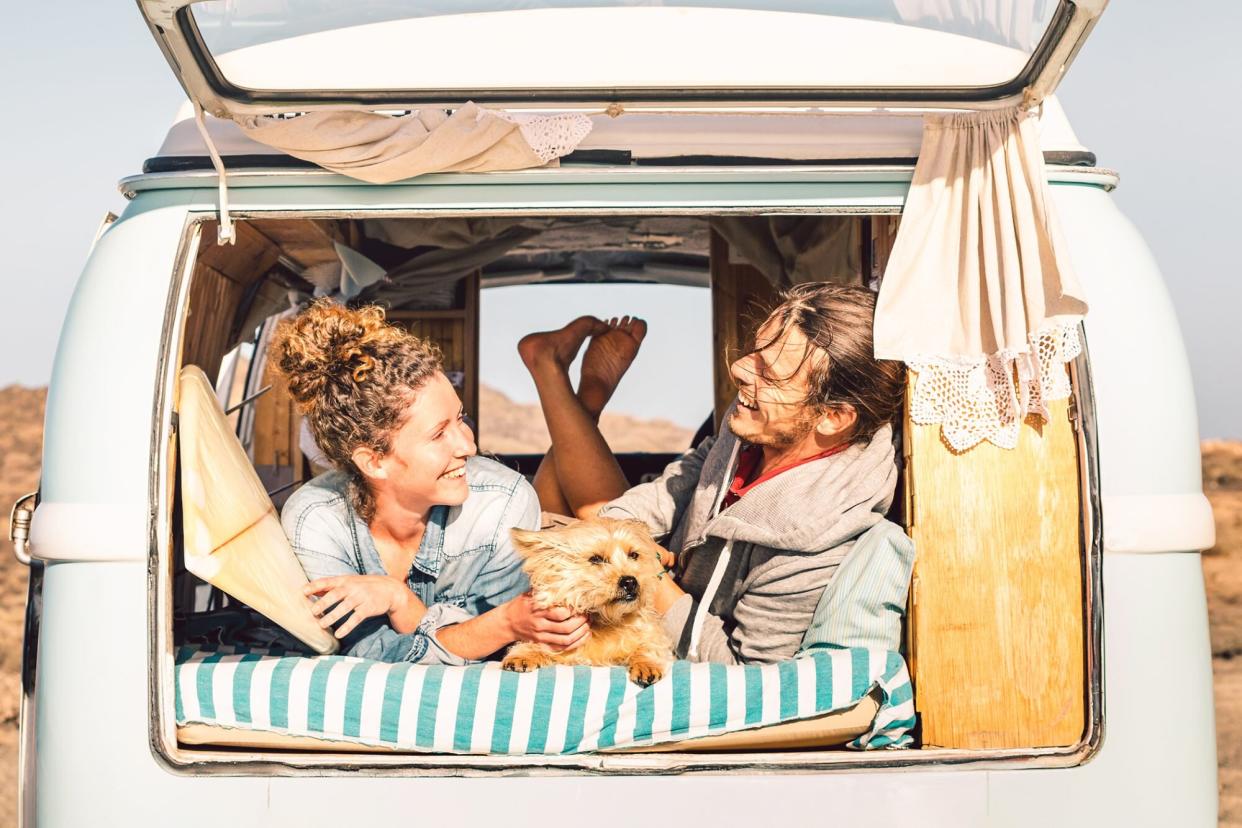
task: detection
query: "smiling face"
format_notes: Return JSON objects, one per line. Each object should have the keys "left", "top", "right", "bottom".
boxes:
{"left": 355, "top": 371, "right": 477, "bottom": 511}
{"left": 727, "top": 317, "right": 826, "bottom": 449}
{"left": 510, "top": 519, "right": 665, "bottom": 627}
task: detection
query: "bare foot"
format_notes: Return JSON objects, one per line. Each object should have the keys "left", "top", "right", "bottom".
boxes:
{"left": 518, "top": 316, "right": 607, "bottom": 375}
{"left": 579, "top": 316, "right": 647, "bottom": 415}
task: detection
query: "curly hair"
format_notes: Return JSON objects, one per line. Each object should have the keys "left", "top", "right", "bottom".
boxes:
{"left": 745, "top": 284, "right": 906, "bottom": 444}
{"left": 270, "top": 299, "right": 442, "bottom": 520}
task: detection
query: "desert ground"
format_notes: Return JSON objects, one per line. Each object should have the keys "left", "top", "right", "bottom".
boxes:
{"left": 0, "top": 384, "right": 1237, "bottom": 825}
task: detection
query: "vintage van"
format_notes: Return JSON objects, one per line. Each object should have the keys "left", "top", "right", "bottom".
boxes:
{"left": 9, "top": 0, "right": 1221, "bottom": 825}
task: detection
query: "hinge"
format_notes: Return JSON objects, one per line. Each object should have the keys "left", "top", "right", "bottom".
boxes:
{"left": 1067, "top": 392, "right": 1080, "bottom": 433}
{"left": 8, "top": 492, "right": 38, "bottom": 566}
{"left": 192, "top": 101, "right": 236, "bottom": 245}
{"left": 1020, "top": 85, "right": 1045, "bottom": 117}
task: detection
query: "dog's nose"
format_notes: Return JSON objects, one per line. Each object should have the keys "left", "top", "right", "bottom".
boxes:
{"left": 618, "top": 576, "right": 639, "bottom": 598}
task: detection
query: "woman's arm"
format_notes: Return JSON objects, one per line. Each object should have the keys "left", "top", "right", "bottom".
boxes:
{"left": 435, "top": 595, "right": 589, "bottom": 660}
{"left": 285, "top": 503, "right": 435, "bottom": 661}
{"left": 433, "top": 479, "right": 589, "bottom": 659}
{"left": 304, "top": 574, "right": 427, "bottom": 637}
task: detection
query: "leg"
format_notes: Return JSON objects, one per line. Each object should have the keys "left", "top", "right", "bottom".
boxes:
{"left": 520, "top": 317, "right": 646, "bottom": 519}
{"left": 531, "top": 446, "right": 572, "bottom": 517}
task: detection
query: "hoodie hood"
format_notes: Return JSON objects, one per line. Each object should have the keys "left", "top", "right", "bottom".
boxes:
{"left": 680, "top": 418, "right": 898, "bottom": 555}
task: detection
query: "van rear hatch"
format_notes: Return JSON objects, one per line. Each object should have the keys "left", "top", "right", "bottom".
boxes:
{"left": 137, "top": 0, "right": 1106, "bottom": 117}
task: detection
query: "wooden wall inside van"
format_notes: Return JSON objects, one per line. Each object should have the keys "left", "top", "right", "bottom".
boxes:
{"left": 904, "top": 382, "right": 1086, "bottom": 749}
{"left": 386, "top": 270, "right": 481, "bottom": 429}
{"left": 709, "top": 229, "right": 779, "bottom": 425}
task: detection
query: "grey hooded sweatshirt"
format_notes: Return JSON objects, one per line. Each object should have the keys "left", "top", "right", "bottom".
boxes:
{"left": 599, "top": 410, "right": 898, "bottom": 665}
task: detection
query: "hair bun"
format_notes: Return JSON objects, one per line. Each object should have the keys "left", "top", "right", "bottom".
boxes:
{"left": 270, "top": 300, "right": 395, "bottom": 408}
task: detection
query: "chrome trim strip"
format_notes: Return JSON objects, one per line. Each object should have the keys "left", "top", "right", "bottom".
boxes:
{"left": 147, "top": 217, "right": 204, "bottom": 772}
{"left": 17, "top": 562, "right": 43, "bottom": 827}
{"left": 1072, "top": 333, "right": 1107, "bottom": 765}
{"left": 119, "top": 164, "right": 1120, "bottom": 198}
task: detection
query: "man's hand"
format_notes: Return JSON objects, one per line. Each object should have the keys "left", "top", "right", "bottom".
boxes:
{"left": 504, "top": 593, "right": 591, "bottom": 651}
{"left": 304, "top": 575, "right": 423, "bottom": 639}
{"left": 655, "top": 543, "right": 676, "bottom": 571}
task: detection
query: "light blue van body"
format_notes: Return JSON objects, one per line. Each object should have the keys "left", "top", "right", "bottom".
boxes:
{"left": 25, "top": 164, "right": 1218, "bottom": 826}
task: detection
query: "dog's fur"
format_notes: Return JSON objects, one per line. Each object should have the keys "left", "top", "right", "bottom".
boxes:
{"left": 502, "top": 518, "right": 674, "bottom": 685}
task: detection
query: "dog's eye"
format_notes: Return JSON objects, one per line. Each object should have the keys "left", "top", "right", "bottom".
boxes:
{"left": 589, "top": 555, "right": 605, "bottom": 565}
{"left": 627, "top": 551, "right": 640, "bottom": 560}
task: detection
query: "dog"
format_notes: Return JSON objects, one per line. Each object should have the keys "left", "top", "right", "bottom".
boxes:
{"left": 501, "top": 518, "right": 674, "bottom": 686}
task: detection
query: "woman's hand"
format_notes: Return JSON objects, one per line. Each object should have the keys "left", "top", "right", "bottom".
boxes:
{"left": 504, "top": 593, "right": 591, "bottom": 651}
{"left": 304, "top": 575, "right": 425, "bottom": 639}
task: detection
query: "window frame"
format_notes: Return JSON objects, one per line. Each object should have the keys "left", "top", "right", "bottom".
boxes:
{"left": 148, "top": 204, "right": 1103, "bottom": 777}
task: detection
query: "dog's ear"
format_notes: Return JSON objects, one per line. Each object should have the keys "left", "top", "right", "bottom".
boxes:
{"left": 508, "top": 528, "right": 544, "bottom": 559}
{"left": 509, "top": 527, "right": 577, "bottom": 559}
{"left": 617, "top": 519, "right": 656, "bottom": 542}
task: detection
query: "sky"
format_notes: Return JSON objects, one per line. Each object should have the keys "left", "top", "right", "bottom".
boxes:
{"left": 0, "top": 2, "right": 1238, "bottom": 438}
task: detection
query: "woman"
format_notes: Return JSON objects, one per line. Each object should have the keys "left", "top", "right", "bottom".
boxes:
{"left": 273, "top": 299, "right": 589, "bottom": 664}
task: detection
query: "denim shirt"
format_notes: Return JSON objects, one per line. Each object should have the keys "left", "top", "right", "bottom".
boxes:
{"left": 281, "top": 456, "right": 537, "bottom": 665}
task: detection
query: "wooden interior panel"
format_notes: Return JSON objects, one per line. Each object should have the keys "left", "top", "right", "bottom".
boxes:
{"left": 181, "top": 264, "right": 247, "bottom": 376}
{"left": 905, "top": 381, "right": 1085, "bottom": 749}
{"left": 182, "top": 221, "right": 282, "bottom": 376}
{"left": 197, "top": 221, "right": 282, "bottom": 283}
{"left": 871, "top": 215, "right": 900, "bottom": 281}
{"left": 251, "top": 367, "right": 304, "bottom": 511}
{"left": 709, "top": 229, "right": 781, "bottom": 425}
{"left": 386, "top": 271, "right": 481, "bottom": 427}
{"left": 247, "top": 218, "right": 356, "bottom": 270}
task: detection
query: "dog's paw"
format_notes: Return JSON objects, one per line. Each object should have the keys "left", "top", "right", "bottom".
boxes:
{"left": 502, "top": 654, "right": 544, "bottom": 673}
{"left": 627, "top": 658, "right": 665, "bottom": 687}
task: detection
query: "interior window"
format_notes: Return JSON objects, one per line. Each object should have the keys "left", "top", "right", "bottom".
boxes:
{"left": 478, "top": 281, "right": 712, "bottom": 457}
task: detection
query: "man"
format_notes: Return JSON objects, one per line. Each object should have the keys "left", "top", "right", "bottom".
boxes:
{"left": 517, "top": 283, "right": 906, "bottom": 664}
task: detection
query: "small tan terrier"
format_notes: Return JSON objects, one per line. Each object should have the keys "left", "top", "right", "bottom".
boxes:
{"left": 502, "top": 518, "right": 674, "bottom": 686}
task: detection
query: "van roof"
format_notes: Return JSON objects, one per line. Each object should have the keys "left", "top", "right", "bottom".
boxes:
{"left": 145, "top": 95, "right": 1094, "bottom": 176}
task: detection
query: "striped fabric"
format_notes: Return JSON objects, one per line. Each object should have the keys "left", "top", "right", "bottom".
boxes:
{"left": 175, "top": 645, "right": 915, "bottom": 753}
{"left": 799, "top": 520, "right": 916, "bottom": 655}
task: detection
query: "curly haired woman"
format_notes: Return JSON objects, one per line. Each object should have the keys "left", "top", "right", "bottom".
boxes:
{"left": 272, "top": 299, "right": 589, "bottom": 664}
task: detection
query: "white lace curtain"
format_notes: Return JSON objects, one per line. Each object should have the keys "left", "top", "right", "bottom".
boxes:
{"left": 874, "top": 105, "right": 1088, "bottom": 451}
{"left": 235, "top": 103, "right": 592, "bottom": 183}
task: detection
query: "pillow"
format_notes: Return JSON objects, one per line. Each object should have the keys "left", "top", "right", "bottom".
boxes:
{"left": 178, "top": 365, "right": 338, "bottom": 655}
{"left": 799, "top": 519, "right": 915, "bottom": 654}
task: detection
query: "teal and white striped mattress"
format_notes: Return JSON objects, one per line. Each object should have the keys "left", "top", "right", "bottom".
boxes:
{"left": 175, "top": 645, "right": 915, "bottom": 753}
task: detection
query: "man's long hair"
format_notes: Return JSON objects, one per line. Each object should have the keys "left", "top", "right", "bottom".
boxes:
{"left": 743, "top": 283, "right": 906, "bottom": 444}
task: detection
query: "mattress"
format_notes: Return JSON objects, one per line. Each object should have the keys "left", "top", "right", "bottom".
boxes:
{"left": 175, "top": 644, "right": 915, "bottom": 754}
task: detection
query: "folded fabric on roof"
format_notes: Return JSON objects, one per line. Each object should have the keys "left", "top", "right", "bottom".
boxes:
{"left": 235, "top": 103, "right": 592, "bottom": 184}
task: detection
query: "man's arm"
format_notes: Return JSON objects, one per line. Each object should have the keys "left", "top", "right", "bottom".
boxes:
{"left": 598, "top": 434, "right": 717, "bottom": 540}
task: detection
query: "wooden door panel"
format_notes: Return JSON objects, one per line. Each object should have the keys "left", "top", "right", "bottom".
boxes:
{"left": 906, "top": 384, "right": 1085, "bottom": 749}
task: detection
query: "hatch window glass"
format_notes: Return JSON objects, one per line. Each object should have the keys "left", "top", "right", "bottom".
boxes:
{"left": 187, "top": 0, "right": 1063, "bottom": 94}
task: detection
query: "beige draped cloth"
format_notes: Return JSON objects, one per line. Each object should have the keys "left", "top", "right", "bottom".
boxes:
{"left": 236, "top": 103, "right": 592, "bottom": 184}
{"left": 874, "top": 105, "right": 1088, "bottom": 451}
{"left": 710, "top": 216, "right": 862, "bottom": 288}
